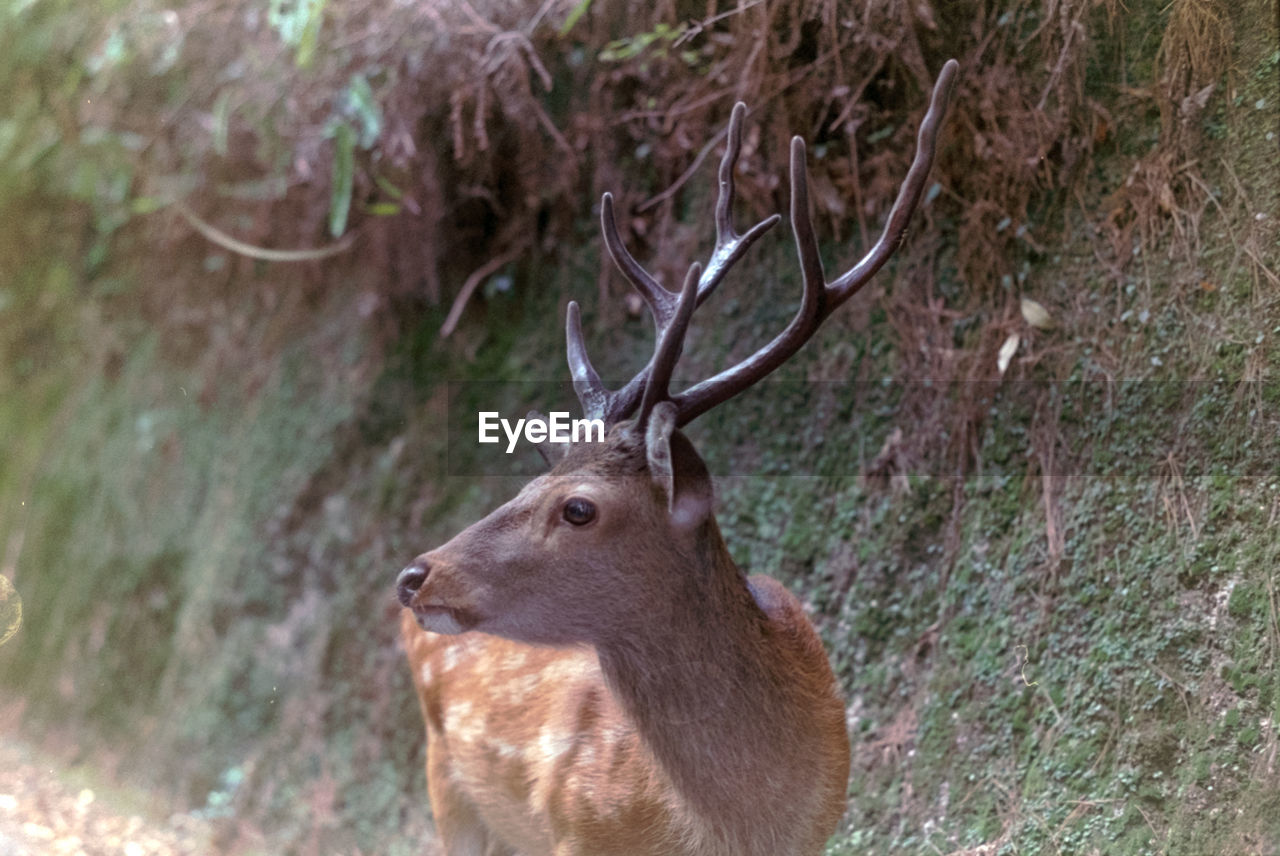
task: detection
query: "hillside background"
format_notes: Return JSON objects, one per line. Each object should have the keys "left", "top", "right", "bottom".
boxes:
{"left": 1, "top": 0, "right": 1277, "bottom": 853}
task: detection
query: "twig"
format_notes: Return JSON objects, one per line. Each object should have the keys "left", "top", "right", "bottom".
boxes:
{"left": 525, "top": 0, "right": 560, "bottom": 34}
{"left": 1133, "top": 802, "right": 1162, "bottom": 843}
{"left": 636, "top": 31, "right": 856, "bottom": 215}
{"left": 1217, "top": 158, "right": 1280, "bottom": 287}
{"left": 1265, "top": 560, "right": 1279, "bottom": 673}
{"left": 1145, "top": 660, "right": 1193, "bottom": 720}
{"left": 456, "top": 0, "right": 500, "bottom": 34}
{"left": 635, "top": 123, "right": 731, "bottom": 215}
{"left": 1161, "top": 452, "right": 1199, "bottom": 540}
{"left": 174, "top": 201, "right": 356, "bottom": 262}
{"left": 673, "top": 0, "right": 767, "bottom": 47}
{"left": 439, "top": 244, "right": 527, "bottom": 338}
{"left": 618, "top": 88, "right": 733, "bottom": 125}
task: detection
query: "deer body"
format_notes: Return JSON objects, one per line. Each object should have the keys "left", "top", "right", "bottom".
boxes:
{"left": 401, "top": 430, "right": 848, "bottom": 855}
{"left": 397, "top": 63, "right": 958, "bottom": 856}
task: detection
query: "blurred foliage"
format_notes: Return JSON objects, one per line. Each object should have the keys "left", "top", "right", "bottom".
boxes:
{"left": 1, "top": 0, "right": 1277, "bottom": 853}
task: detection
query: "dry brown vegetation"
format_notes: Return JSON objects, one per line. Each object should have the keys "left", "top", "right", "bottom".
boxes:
{"left": 106, "top": 0, "right": 1132, "bottom": 477}
{"left": 113, "top": 0, "right": 1266, "bottom": 475}
{"left": 120, "top": 0, "right": 1117, "bottom": 300}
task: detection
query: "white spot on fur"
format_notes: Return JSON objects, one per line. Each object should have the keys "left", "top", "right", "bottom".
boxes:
{"left": 529, "top": 725, "right": 578, "bottom": 815}
{"left": 537, "top": 726, "right": 574, "bottom": 764}
{"left": 489, "top": 739, "right": 523, "bottom": 760}
{"left": 576, "top": 739, "right": 597, "bottom": 768}
{"left": 539, "top": 653, "right": 598, "bottom": 684}
{"left": 506, "top": 671, "right": 543, "bottom": 702}
{"left": 444, "top": 699, "right": 482, "bottom": 748}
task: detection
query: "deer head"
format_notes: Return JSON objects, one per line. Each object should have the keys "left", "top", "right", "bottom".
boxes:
{"left": 395, "top": 408, "right": 715, "bottom": 644}
{"left": 397, "top": 60, "right": 957, "bottom": 644}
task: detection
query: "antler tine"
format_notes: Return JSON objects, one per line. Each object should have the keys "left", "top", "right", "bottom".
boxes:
{"left": 601, "top": 193, "right": 679, "bottom": 328}
{"left": 827, "top": 58, "right": 959, "bottom": 303}
{"left": 788, "top": 134, "right": 829, "bottom": 326}
{"left": 637, "top": 262, "right": 701, "bottom": 431}
{"left": 601, "top": 106, "right": 780, "bottom": 318}
{"left": 698, "top": 102, "right": 781, "bottom": 305}
{"left": 566, "top": 301, "right": 613, "bottom": 421}
{"left": 567, "top": 298, "right": 650, "bottom": 424}
{"left": 672, "top": 59, "right": 960, "bottom": 427}
{"left": 566, "top": 103, "right": 784, "bottom": 427}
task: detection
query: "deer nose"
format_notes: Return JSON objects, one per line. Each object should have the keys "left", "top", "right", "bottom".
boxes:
{"left": 396, "top": 561, "right": 429, "bottom": 607}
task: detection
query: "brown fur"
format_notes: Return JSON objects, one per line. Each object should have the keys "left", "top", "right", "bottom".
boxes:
{"left": 399, "top": 425, "right": 849, "bottom": 855}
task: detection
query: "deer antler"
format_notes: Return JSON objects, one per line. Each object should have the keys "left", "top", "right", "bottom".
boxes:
{"left": 570, "top": 58, "right": 960, "bottom": 430}
{"left": 566, "top": 102, "right": 780, "bottom": 427}
{"left": 672, "top": 59, "right": 959, "bottom": 425}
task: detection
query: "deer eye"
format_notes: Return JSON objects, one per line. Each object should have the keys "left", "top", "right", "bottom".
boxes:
{"left": 562, "top": 497, "right": 596, "bottom": 526}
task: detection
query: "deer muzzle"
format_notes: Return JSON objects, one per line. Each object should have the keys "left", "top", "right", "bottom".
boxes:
{"left": 396, "top": 561, "right": 428, "bottom": 608}
{"left": 396, "top": 558, "right": 477, "bottom": 635}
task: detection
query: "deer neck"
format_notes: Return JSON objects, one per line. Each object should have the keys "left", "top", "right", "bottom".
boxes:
{"left": 593, "top": 526, "right": 818, "bottom": 841}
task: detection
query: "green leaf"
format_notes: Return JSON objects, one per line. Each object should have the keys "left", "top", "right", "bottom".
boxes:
{"left": 329, "top": 122, "right": 354, "bottom": 237}
{"left": 211, "top": 90, "right": 231, "bottom": 156}
{"left": 295, "top": 0, "right": 326, "bottom": 68}
{"left": 270, "top": 0, "right": 328, "bottom": 68}
{"left": 559, "top": 0, "right": 592, "bottom": 35}
{"left": 373, "top": 175, "right": 403, "bottom": 200}
{"left": 344, "top": 73, "right": 381, "bottom": 148}
{"left": 130, "top": 196, "right": 166, "bottom": 215}
{"left": 866, "top": 125, "right": 895, "bottom": 144}
{"left": 364, "top": 202, "right": 399, "bottom": 216}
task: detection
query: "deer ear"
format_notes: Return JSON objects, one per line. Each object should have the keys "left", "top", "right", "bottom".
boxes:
{"left": 644, "top": 402, "right": 714, "bottom": 531}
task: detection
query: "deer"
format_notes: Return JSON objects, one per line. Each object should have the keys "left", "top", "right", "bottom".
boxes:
{"left": 396, "top": 59, "right": 958, "bottom": 856}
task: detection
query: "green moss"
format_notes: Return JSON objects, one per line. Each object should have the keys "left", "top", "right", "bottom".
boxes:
{"left": 1226, "top": 582, "right": 1267, "bottom": 620}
